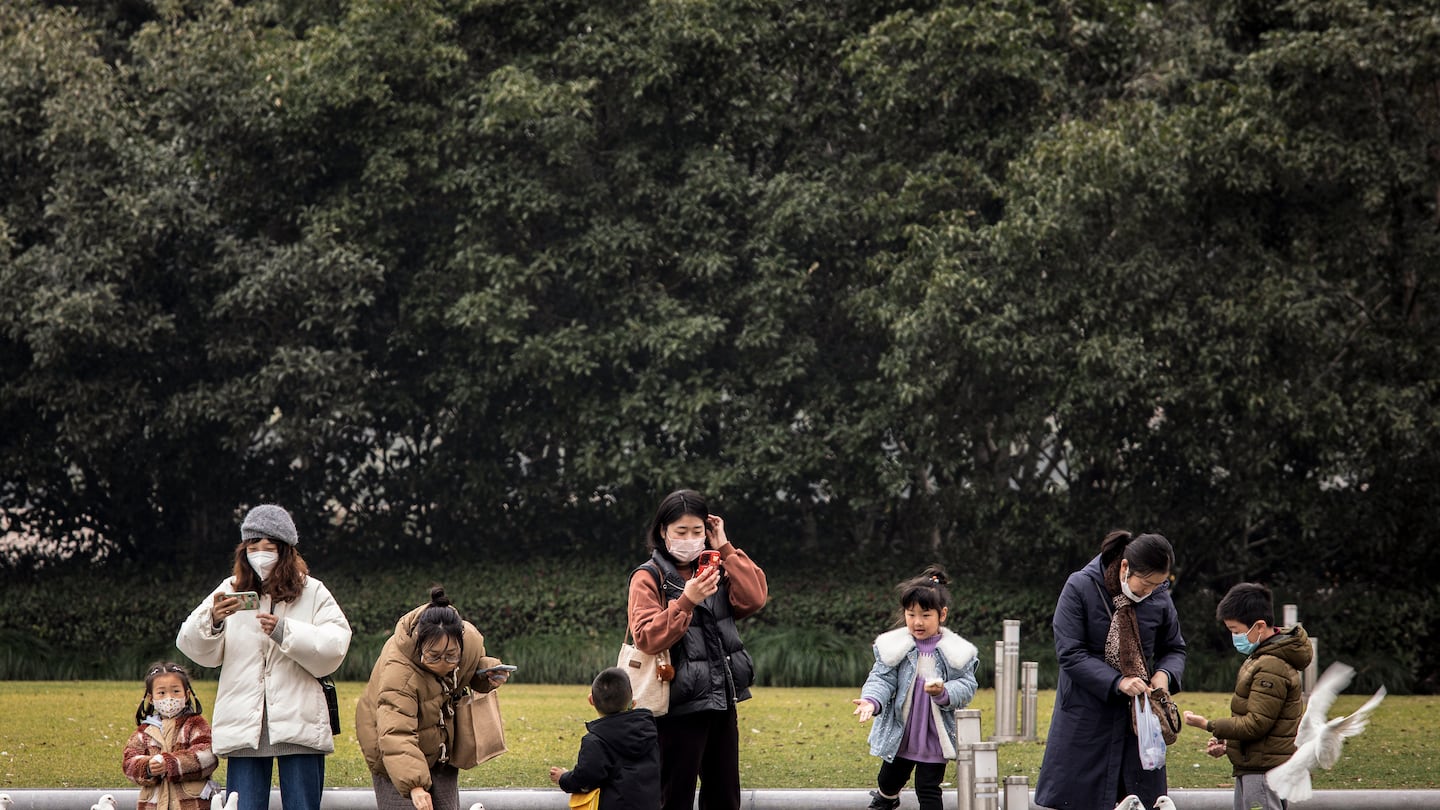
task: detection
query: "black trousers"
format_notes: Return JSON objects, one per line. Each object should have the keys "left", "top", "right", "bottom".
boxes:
{"left": 877, "top": 756, "right": 947, "bottom": 810}
{"left": 655, "top": 706, "right": 741, "bottom": 810}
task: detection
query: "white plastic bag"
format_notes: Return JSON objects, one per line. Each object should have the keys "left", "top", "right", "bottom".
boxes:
{"left": 1135, "top": 694, "right": 1167, "bottom": 771}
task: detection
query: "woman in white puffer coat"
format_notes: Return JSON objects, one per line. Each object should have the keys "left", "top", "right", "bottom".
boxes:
{"left": 176, "top": 504, "right": 351, "bottom": 810}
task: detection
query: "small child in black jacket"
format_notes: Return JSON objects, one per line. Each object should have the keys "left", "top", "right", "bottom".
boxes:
{"left": 549, "top": 666, "right": 661, "bottom": 810}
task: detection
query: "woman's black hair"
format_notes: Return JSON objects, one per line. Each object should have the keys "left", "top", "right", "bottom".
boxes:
{"left": 414, "top": 585, "right": 465, "bottom": 655}
{"left": 1099, "top": 530, "right": 1174, "bottom": 576}
{"left": 897, "top": 564, "right": 953, "bottom": 615}
{"left": 644, "top": 489, "right": 710, "bottom": 563}
{"left": 135, "top": 661, "right": 202, "bottom": 725}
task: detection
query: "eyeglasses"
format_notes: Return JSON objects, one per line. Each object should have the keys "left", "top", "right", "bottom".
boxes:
{"left": 421, "top": 651, "right": 461, "bottom": 664}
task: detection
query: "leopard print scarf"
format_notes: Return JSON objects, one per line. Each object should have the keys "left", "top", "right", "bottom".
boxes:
{"left": 1102, "top": 559, "right": 1148, "bottom": 682}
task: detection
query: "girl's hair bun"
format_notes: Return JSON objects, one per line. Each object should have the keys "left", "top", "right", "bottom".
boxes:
{"left": 429, "top": 585, "right": 452, "bottom": 608}
{"left": 921, "top": 565, "right": 951, "bottom": 586}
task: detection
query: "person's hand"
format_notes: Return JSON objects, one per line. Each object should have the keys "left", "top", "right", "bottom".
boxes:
{"left": 147, "top": 754, "right": 165, "bottom": 776}
{"left": 1182, "top": 710, "right": 1209, "bottom": 730}
{"left": 488, "top": 669, "right": 511, "bottom": 687}
{"left": 548, "top": 767, "right": 564, "bottom": 784}
{"left": 1118, "top": 675, "right": 1151, "bottom": 697}
{"left": 410, "top": 787, "right": 432, "bottom": 810}
{"left": 705, "top": 514, "right": 729, "bottom": 549}
{"left": 256, "top": 612, "right": 279, "bottom": 635}
{"left": 852, "top": 698, "right": 876, "bottom": 723}
{"left": 1150, "top": 671, "right": 1170, "bottom": 692}
{"left": 682, "top": 564, "right": 721, "bottom": 603}
{"left": 210, "top": 593, "right": 242, "bottom": 625}
{"left": 1206, "top": 737, "right": 1226, "bottom": 758}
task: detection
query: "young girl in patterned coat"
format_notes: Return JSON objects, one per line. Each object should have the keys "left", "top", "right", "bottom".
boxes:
{"left": 122, "top": 662, "right": 219, "bottom": 810}
{"left": 851, "top": 566, "right": 979, "bottom": 810}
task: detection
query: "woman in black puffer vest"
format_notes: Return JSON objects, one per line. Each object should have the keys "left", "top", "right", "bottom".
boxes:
{"left": 627, "top": 489, "right": 769, "bottom": 810}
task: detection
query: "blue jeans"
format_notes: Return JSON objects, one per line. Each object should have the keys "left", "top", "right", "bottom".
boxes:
{"left": 225, "top": 755, "right": 326, "bottom": 810}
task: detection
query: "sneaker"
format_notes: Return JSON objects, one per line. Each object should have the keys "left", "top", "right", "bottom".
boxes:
{"left": 866, "top": 791, "right": 901, "bottom": 810}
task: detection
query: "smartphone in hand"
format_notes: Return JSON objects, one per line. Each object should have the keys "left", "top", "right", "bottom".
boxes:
{"left": 225, "top": 591, "right": 259, "bottom": 610}
{"left": 696, "top": 550, "right": 722, "bottom": 575}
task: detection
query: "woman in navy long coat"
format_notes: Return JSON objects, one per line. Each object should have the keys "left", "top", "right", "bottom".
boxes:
{"left": 1034, "top": 531, "right": 1186, "bottom": 810}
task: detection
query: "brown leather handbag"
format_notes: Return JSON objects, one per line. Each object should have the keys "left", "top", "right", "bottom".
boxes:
{"left": 1138, "top": 687, "right": 1183, "bottom": 745}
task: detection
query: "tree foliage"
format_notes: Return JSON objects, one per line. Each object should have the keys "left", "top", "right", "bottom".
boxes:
{"left": 2, "top": 0, "right": 1437, "bottom": 687}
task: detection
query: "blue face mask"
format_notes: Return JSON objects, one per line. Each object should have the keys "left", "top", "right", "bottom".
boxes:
{"left": 1231, "top": 624, "right": 1258, "bottom": 655}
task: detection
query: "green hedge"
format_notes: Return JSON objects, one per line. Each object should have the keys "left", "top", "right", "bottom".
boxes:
{"left": 0, "top": 556, "right": 1415, "bottom": 693}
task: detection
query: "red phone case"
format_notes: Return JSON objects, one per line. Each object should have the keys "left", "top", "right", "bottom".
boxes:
{"left": 698, "top": 550, "right": 721, "bottom": 573}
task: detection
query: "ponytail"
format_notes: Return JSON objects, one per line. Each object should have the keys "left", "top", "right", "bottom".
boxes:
{"left": 1099, "top": 530, "right": 1133, "bottom": 567}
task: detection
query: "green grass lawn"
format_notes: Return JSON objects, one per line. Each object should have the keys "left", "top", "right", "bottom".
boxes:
{"left": 1, "top": 682, "right": 1434, "bottom": 790}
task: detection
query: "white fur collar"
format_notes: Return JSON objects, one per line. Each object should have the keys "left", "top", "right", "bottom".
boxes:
{"left": 874, "top": 626, "right": 978, "bottom": 669}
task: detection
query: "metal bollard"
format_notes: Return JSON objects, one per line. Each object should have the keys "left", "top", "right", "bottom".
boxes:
{"left": 1020, "top": 661, "right": 1038, "bottom": 741}
{"left": 991, "top": 639, "right": 1005, "bottom": 741}
{"left": 1306, "top": 636, "right": 1320, "bottom": 696}
{"left": 956, "top": 708, "right": 983, "bottom": 745}
{"left": 1283, "top": 603, "right": 1298, "bottom": 627}
{"left": 973, "top": 741, "right": 999, "bottom": 803}
{"left": 955, "top": 744, "right": 975, "bottom": 810}
{"left": 1003, "top": 775, "right": 1030, "bottom": 810}
{"left": 1000, "top": 620, "right": 1020, "bottom": 739}
{"left": 974, "top": 777, "right": 999, "bottom": 810}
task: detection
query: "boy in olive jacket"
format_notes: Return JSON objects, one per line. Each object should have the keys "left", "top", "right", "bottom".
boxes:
{"left": 1183, "top": 583, "right": 1313, "bottom": 810}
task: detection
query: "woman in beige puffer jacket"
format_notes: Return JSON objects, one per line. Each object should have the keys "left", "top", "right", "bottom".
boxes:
{"left": 356, "top": 588, "right": 510, "bottom": 810}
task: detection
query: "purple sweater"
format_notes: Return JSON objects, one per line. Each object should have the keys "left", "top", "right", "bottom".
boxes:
{"left": 895, "top": 634, "right": 948, "bottom": 763}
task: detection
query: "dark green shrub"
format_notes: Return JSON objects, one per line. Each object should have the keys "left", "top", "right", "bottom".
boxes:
{"left": 746, "top": 627, "right": 873, "bottom": 687}
{"left": 0, "top": 556, "right": 1431, "bottom": 692}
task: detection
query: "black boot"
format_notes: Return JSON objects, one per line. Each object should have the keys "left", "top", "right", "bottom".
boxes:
{"left": 866, "top": 790, "right": 901, "bottom": 810}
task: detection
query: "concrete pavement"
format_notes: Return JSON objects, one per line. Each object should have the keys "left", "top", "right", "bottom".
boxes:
{"left": 4, "top": 788, "right": 1439, "bottom": 810}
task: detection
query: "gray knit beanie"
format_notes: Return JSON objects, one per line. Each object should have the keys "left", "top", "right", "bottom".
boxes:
{"left": 240, "top": 504, "right": 299, "bottom": 546}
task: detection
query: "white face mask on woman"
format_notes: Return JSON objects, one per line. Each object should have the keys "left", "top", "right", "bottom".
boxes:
{"left": 1118, "top": 561, "right": 1166, "bottom": 603}
{"left": 247, "top": 550, "right": 279, "bottom": 580}
{"left": 1119, "top": 574, "right": 1150, "bottom": 603}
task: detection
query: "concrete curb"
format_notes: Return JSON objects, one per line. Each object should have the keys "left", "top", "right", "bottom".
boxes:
{"left": 3, "top": 788, "right": 1438, "bottom": 810}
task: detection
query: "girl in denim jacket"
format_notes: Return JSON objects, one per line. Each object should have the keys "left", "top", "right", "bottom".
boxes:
{"left": 852, "top": 567, "right": 979, "bottom": 810}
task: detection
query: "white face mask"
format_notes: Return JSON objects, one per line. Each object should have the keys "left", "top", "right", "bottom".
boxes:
{"left": 1119, "top": 563, "right": 1152, "bottom": 603}
{"left": 153, "top": 697, "right": 186, "bottom": 719}
{"left": 667, "top": 536, "right": 706, "bottom": 564}
{"left": 247, "top": 550, "right": 279, "bottom": 580}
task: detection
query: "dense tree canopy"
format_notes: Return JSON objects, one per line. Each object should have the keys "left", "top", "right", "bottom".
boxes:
{"left": 2, "top": 0, "right": 1437, "bottom": 685}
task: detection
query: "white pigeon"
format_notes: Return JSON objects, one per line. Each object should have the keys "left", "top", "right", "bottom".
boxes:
{"left": 211, "top": 793, "right": 239, "bottom": 810}
{"left": 92, "top": 794, "right": 117, "bottom": 810}
{"left": 468, "top": 803, "right": 486, "bottom": 810}
{"left": 1266, "top": 661, "right": 1387, "bottom": 801}
{"left": 1, "top": 792, "right": 13, "bottom": 810}
{"left": 1113, "top": 796, "right": 1144, "bottom": 810}
{"left": 1154, "top": 797, "right": 1178, "bottom": 810}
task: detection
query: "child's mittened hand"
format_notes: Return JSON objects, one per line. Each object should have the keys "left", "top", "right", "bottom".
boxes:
{"left": 548, "top": 767, "right": 565, "bottom": 784}
{"left": 852, "top": 698, "right": 875, "bottom": 723}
